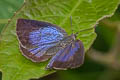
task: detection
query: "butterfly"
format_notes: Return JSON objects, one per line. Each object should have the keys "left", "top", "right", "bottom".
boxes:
{"left": 16, "top": 19, "right": 84, "bottom": 70}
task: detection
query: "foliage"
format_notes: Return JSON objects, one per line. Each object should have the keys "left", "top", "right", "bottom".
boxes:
{"left": 0, "top": 0, "right": 119, "bottom": 80}
{"left": 0, "top": 0, "right": 23, "bottom": 34}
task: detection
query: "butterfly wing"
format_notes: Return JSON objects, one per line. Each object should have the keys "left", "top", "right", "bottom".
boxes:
{"left": 16, "top": 19, "right": 68, "bottom": 62}
{"left": 16, "top": 19, "right": 67, "bottom": 48}
{"left": 46, "top": 40, "right": 84, "bottom": 70}
{"left": 20, "top": 44, "right": 52, "bottom": 62}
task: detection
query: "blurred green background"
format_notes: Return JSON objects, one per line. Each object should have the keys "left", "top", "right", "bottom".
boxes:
{"left": 0, "top": 0, "right": 120, "bottom": 80}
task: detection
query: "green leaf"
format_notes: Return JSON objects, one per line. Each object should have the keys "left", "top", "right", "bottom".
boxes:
{"left": 0, "top": 0, "right": 24, "bottom": 33}
{"left": 0, "top": 0, "right": 119, "bottom": 80}
{"left": 0, "top": 0, "right": 23, "bottom": 19}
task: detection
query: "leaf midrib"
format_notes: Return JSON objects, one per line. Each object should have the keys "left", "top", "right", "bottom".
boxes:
{"left": 59, "top": 0, "right": 83, "bottom": 27}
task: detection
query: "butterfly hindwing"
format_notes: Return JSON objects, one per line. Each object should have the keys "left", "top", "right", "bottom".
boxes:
{"left": 16, "top": 19, "right": 68, "bottom": 62}
{"left": 46, "top": 40, "right": 84, "bottom": 70}
{"left": 20, "top": 45, "right": 51, "bottom": 62}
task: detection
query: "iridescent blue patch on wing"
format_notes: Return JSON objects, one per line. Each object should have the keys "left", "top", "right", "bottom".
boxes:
{"left": 29, "top": 26, "right": 64, "bottom": 46}
{"left": 28, "top": 26, "right": 64, "bottom": 56}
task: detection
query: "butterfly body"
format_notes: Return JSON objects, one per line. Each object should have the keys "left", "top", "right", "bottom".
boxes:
{"left": 16, "top": 19, "right": 84, "bottom": 70}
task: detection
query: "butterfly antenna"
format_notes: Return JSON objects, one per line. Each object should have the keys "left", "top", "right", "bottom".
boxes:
{"left": 70, "top": 16, "right": 74, "bottom": 33}
{"left": 70, "top": 16, "right": 95, "bottom": 36}
{"left": 75, "top": 27, "right": 95, "bottom": 36}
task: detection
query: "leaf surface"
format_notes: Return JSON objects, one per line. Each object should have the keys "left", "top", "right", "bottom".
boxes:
{"left": 0, "top": 0, "right": 119, "bottom": 80}
{"left": 0, "top": 0, "right": 23, "bottom": 34}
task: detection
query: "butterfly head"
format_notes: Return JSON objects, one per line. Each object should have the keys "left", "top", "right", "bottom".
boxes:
{"left": 70, "top": 33, "right": 76, "bottom": 41}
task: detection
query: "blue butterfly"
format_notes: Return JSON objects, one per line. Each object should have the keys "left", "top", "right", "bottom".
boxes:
{"left": 16, "top": 19, "right": 84, "bottom": 70}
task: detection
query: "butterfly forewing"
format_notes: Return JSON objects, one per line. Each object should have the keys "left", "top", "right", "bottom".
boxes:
{"left": 16, "top": 19, "right": 68, "bottom": 62}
